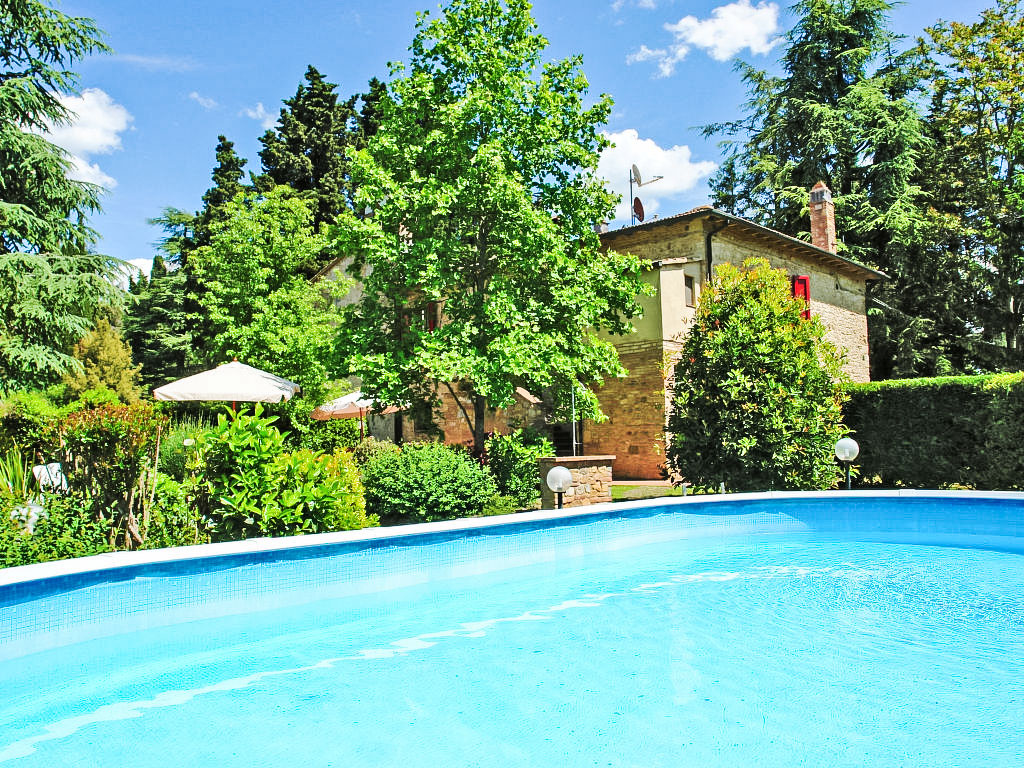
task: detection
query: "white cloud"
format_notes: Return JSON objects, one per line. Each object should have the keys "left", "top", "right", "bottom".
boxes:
{"left": 598, "top": 129, "right": 717, "bottom": 222}
{"left": 629, "top": 0, "right": 781, "bottom": 76}
{"left": 242, "top": 102, "right": 277, "bottom": 130}
{"left": 113, "top": 54, "right": 198, "bottom": 72}
{"left": 42, "top": 88, "right": 133, "bottom": 190}
{"left": 612, "top": 0, "right": 658, "bottom": 9}
{"left": 189, "top": 91, "right": 217, "bottom": 109}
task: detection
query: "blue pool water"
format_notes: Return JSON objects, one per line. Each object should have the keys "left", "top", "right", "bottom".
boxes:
{"left": 1, "top": 493, "right": 1023, "bottom": 767}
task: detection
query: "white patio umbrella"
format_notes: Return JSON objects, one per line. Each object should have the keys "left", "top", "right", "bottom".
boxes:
{"left": 311, "top": 390, "right": 400, "bottom": 438}
{"left": 310, "top": 391, "right": 398, "bottom": 420}
{"left": 153, "top": 361, "right": 301, "bottom": 405}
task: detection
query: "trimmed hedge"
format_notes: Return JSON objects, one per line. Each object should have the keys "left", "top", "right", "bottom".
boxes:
{"left": 843, "top": 372, "right": 1024, "bottom": 489}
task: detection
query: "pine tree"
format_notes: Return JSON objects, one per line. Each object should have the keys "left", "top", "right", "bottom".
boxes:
{"left": 63, "top": 318, "right": 142, "bottom": 402}
{"left": 258, "top": 66, "right": 357, "bottom": 232}
{"left": 0, "top": 0, "right": 124, "bottom": 387}
{"left": 703, "top": 0, "right": 974, "bottom": 378}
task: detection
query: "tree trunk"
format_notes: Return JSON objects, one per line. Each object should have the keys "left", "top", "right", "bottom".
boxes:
{"left": 473, "top": 393, "right": 487, "bottom": 458}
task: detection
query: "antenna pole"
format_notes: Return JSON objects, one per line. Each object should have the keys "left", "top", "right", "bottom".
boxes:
{"left": 629, "top": 168, "right": 635, "bottom": 226}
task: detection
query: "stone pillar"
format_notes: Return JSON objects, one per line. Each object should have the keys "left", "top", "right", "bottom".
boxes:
{"left": 537, "top": 455, "right": 616, "bottom": 509}
{"left": 809, "top": 181, "right": 837, "bottom": 254}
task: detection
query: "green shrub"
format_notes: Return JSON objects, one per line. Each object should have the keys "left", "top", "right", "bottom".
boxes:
{"left": 477, "top": 494, "right": 517, "bottom": 517}
{"left": 485, "top": 429, "right": 553, "bottom": 508}
{"left": 19, "top": 492, "right": 115, "bottom": 564}
{"left": 158, "top": 417, "right": 206, "bottom": 481}
{"left": 276, "top": 397, "right": 362, "bottom": 454}
{"left": 196, "top": 406, "right": 374, "bottom": 540}
{"left": 351, "top": 436, "right": 400, "bottom": 467}
{"left": 142, "top": 476, "right": 208, "bottom": 549}
{"left": 0, "top": 390, "right": 63, "bottom": 459}
{"left": 263, "top": 449, "right": 374, "bottom": 536}
{"left": 0, "top": 447, "right": 34, "bottom": 505}
{"left": 667, "top": 258, "right": 850, "bottom": 491}
{"left": 50, "top": 403, "right": 167, "bottom": 548}
{"left": 843, "top": 372, "right": 1024, "bottom": 489}
{"left": 362, "top": 442, "right": 497, "bottom": 524}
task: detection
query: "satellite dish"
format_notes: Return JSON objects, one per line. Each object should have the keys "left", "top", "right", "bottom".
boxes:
{"left": 633, "top": 196, "right": 645, "bottom": 223}
{"left": 632, "top": 164, "right": 643, "bottom": 187}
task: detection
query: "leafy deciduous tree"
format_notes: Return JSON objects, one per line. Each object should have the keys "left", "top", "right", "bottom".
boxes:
{"left": 189, "top": 186, "right": 347, "bottom": 391}
{"left": 334, "top": 0, "right": 648, "bottom": 456}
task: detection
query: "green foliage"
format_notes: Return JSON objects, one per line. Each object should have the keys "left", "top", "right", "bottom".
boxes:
{"left": 258, "top": 66, "right": 357, "bottom": 238}
{"left": 0, "top": 446, "right": 34, "bottom": 504}
{"left": 843, "top": 372, "right": 1024, "bottom": 489}
{"left": 350, "top": 436, "right": 400, "bottom": 467}
{"left": 702, "top": 0, "right": 979, "bottom": 379}
{"left": 0, "top": 2, "right": 126, "bottom": 388}
{"left": 0, "top": 389, "right": 63, "bottom": 458}
{"left": 477, "top": 494, "right": 517, "bottom": 517}
{"left": 484, "top": 429, "right": 553, "bottom": 508}
{"left": 157, "top": 417, "right": 205, "bottom": 481}
{"left": 666, "top": 259, "right": 850, "bottom": 492}
{"left": 923, "top": 1, "right": 1024, "bottom": 369}
{"left": 196, "top": 406, "right": 374, "bottom": 540}
{"left": 0, "top": 0, "right": 109, "bottom": 254}
{"left": 50, "top": 403, "right": 166, "bottom": 548}
{"left": 1, "top": 492, "right": 115, "bottom": 567}
{"left": 124, "top": 250, "right": 195, "bottom": 389}
{"left": 0, "top": 253, "right": 127, "bottom": 389}
{"left": 62, "top": 318, "right": 142, "bottom": 403}
{"left": 263, "top": 449, "right": 372, "bottom": 537}
{"left": 141, "top": 476, "right": 208, "bottom": 549}
{"left": 274, "top": 396, "right": 361, "bottom": 454}
{"left": 361, "top": 441, "right": 497, "bottom": 524}
{"left": 334, "top": 0, "right": 648, "bottom": 455}
{"left": 189, "top": 187, "right": 347, "bottom": 390}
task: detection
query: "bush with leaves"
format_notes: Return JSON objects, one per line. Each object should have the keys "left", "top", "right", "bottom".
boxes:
{"left": 50, "top": 403, "right": 167, "bottom": 548}
{"left": 196, "top": 406, "right": 374, "bottom": 540}
{"left": 0, "top": 390, "right": 64, "bottom": 459}
{"left": 484, "top": 429, "right": 553, "bottom": 509}
{"left": 1, "top": 492, "right": 116, "bottom": 567}
{"left": 351, "top": 436, "right": 400, "bottom": 467}
{"left": 361, "top": 441, "right": 497, "bottom": 524}
{"left": 666, "top": 258, "right": 850, "bottom": 492}
{"left": 141, "top": 476, "right": 208, "bottom": 549}
{"left": 263, "top": 449, "right": 373, "bottom": 536}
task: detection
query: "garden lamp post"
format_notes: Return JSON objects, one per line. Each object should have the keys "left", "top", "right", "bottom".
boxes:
{"left": 834, "top": 437, "right": 860, "bottom": 491}
{"left": 546, "top": 465, "right": 573, "bottom": 509}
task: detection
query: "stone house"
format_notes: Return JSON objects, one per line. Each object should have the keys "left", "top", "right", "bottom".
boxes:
{"left": 585, "top": 182, "right": 884, "bottom": 479}
{"left": 330, "top": 183, "right": 883, "bottom": 476}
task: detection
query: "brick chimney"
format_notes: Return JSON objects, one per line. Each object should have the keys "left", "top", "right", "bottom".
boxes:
{"left": 809, "top": 181, "right": 836, "bottom": 254}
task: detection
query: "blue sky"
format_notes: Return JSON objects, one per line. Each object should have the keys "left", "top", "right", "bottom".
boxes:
{"left": 54, "top": 0, "right": 992, "bottom": 276}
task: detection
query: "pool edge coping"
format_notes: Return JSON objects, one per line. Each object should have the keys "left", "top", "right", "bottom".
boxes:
{"left": 4, "top": 488, "right": 1024, "bottom": 590}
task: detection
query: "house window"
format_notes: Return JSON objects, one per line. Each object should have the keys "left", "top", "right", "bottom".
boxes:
{"left": 791, "top": 275, "right": 811, "bottom": 320}
{"left": 684, "top": 275, "right": 696, "bottom": 307}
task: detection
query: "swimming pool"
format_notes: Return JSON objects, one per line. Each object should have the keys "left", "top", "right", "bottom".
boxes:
{"left": 1, "top": 491, "right": 1022, "bottom": 766}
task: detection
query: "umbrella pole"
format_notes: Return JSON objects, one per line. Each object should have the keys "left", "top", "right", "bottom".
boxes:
{"left": 360, "top": 407, "right": 365, "bottom": 439}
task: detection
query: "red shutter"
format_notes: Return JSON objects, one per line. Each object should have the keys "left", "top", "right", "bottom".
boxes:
{"left": 427, "top": 301, "right": 438, "bottom": 331}
{"left": 791, "top": 275, "right": 811, "bottom": 320}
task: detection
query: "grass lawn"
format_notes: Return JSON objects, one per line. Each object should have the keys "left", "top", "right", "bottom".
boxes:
{"left": 611, "top": 484, "right": 684, "bottom": 502}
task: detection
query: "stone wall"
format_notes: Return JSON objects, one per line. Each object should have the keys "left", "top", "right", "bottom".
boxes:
{"left": 537, "top": 455, "right": 614, "bottom": 509}
{"left": 585, "top": 340, "right": 667, "bottom": 480}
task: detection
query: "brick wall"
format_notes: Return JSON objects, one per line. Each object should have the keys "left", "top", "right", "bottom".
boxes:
{"left": 586, "top": 340, "right": 666, "bottom": 479}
